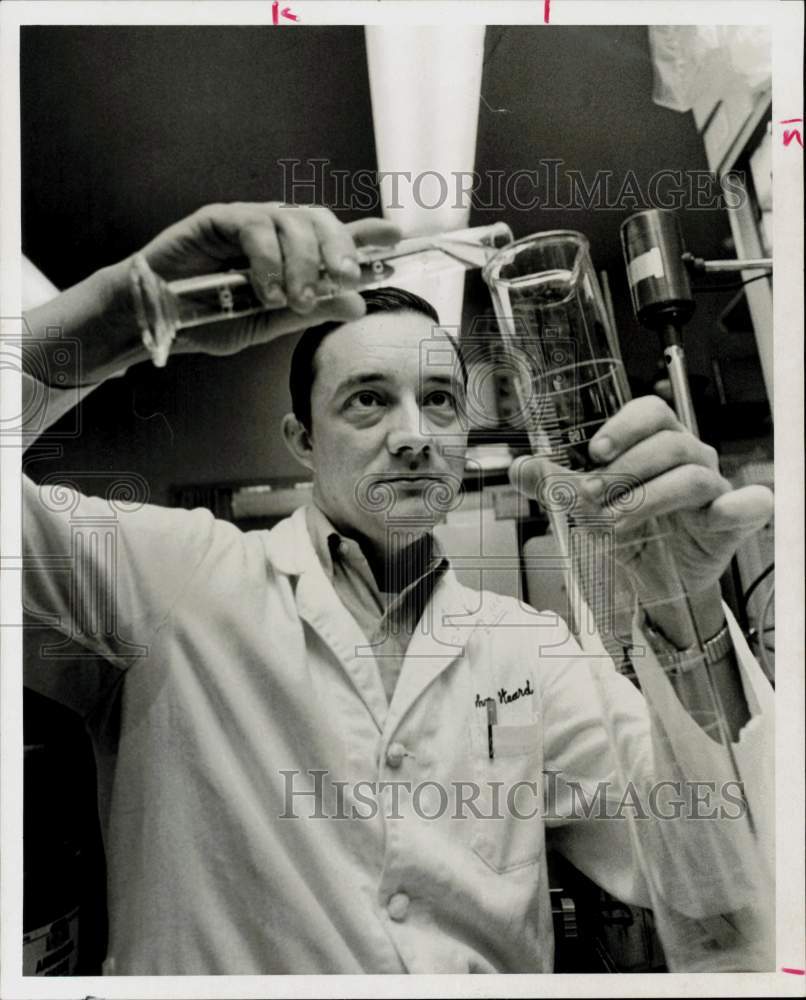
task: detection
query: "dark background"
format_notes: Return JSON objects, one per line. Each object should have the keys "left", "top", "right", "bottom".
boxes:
{"left": 21, "top": 25, "right": 767, "bottom": 502}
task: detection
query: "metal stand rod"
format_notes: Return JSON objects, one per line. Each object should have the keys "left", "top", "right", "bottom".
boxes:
{"left": 660, "top": 325, "right": 699, "bottom": 436}
{"left": 682, "top": 253, "right": 772, "bottom": 274}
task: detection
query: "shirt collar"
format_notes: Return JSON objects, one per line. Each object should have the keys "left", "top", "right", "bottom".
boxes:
{"left": 304, "top": 503, "right": 448, "bottom": 596}
{"left": 305, "top": 503, "right": 339, "bottom": 579}
{"left": 263, "top": 505, "right": 478, "bottom": 618}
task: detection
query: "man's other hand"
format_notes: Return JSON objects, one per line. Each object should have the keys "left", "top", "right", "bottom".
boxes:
{"left": 509, "top": 396, "right": 773, "bottom": 646}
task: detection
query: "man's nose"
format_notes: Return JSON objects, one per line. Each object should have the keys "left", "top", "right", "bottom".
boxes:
{"left": 386, "top": 400, "right": 434, "bottom": 458}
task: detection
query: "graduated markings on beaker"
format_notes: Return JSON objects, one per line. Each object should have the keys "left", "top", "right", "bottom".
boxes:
{"left": 567, "top": 504, "right": 619, "bottom": 642}
{"left": 523, "top": 398, "right": 572, "bottom": 467}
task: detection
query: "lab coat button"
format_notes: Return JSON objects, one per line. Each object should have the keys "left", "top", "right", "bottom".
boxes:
{"left": 387, "top": 892, "right": 410, "bottom": 921}
{"left": 385, "top": 742, "right": 406, "bottom": 769}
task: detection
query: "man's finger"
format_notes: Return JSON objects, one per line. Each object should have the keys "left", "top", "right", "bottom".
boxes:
{"left": 699, "top": 485, "right": 774, "bottom": 536}
{"left": 345, "top": 218, "right": 402, "bottom": 248}
{"left": 256, "top": 292, "right": 367, "bottom": 342}
{"left": 604, "top": 464, "right": 732, "bottom": 527}
{"left": 308, "top": 207, "right": 364, "bottom": 288}
{"left": 240, "top": 222, "right": 287, "bottom": 307}
{"left": 508, "top": 455, "right": 581, "bottom": 501}
{"left": 583, "top": 429, "right": 720, "bottom": 500}
{"left": 275, "top": 213, "right": 323, "bottom": 314}
{"left": 588, "top": 396, "right": 683, "bottom": 465}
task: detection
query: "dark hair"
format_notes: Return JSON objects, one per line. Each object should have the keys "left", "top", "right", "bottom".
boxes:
{"left": 289, "top": 286, "right": 465, "bottom": 432}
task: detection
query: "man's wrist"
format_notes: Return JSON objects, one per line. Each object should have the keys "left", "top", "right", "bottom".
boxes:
{"left": 643, "top": 617, "right": 732, "bottom": 674}
{"left": 641, "top": 583, "right": 726, "bottom": 651}
{"left": 22, "top": 257, "right": 149, "bottom": 387}
{"left": 92, "top": 257, "right": 153, "bottom": 373}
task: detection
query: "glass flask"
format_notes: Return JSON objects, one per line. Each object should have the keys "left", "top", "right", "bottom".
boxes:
{"left": 130, "top": 222, "right": 513, "bottom": 367}
{"left": 483, "top": 231, "right": 774, "bottom": 972}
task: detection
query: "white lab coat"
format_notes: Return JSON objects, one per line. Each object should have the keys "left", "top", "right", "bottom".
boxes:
{"left": 25, "top": 482, "right": 664, "bottom": 975}
{"left": 22, "top": 471, "right": 772, "bottom": 974}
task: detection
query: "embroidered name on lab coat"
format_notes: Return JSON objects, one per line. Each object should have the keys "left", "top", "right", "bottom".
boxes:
{"left": 475, "top": 679, "right": 534, "bottom": 708}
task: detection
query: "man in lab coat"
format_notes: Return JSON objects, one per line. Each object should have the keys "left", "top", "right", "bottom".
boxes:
{"left": 20, "top": 203, "right": 774, "bottom": 973}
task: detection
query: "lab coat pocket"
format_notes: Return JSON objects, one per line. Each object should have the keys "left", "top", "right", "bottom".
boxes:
{"left": 469, "top": 718, "right": 544, "bottom": 874}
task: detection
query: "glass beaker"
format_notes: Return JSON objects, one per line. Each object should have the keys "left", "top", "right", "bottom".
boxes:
{"left": 483, "top": 231, "right": 629, "bottom": 468}
{"left": 484, "top": 232, "right": 680, "bottom": 662}
{"left": 482, "top": 231, "right": 773, "bottom": 972}
{"left": 483, "top": 232, "right": 710, "bottom": 664}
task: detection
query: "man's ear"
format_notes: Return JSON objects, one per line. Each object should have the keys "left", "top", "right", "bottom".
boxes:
{"left": 282, "top": 413, "right": 314, "bottom": 472}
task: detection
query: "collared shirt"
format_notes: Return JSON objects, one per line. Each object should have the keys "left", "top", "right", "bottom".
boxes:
{"left": 305, "top": 504, "right": 448, "bottom": 705}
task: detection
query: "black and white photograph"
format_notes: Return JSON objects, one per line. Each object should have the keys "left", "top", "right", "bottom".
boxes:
{"left": 0, "top": 1, "right": 803, "bottom": 996}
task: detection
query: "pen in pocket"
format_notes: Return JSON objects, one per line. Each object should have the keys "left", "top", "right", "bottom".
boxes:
{"left": 486, "top": 698, "right": 497, "bottom": 760}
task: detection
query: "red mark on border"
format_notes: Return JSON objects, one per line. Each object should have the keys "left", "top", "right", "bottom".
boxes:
{"left": 782, "top": 968, "right": 806, "bottom": 975}
{"left": 272, "top": 1, "right": 299, "bottom": 24}
{"left": 544, "top": 0, "right": 551, "bottom": 23}
{"left": 780, "top": 118, "right": 803, "bottom": 148}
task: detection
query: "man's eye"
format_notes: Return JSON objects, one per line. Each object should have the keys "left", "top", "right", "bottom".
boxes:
{"left": 346, "top": 390, "right": 383, "bottom": 410}
{"left": 425, "top": 390, "right": 456, "bottom": 410}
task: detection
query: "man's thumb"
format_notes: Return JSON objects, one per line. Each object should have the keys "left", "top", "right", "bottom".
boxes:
{"left": 253, "top": 292, "right": 367, "bottom": 344}
{"left": 508, "top": 455, "right": 560, "bottom": 498}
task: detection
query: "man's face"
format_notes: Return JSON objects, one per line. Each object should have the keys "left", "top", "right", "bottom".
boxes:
{"left": 306, "top": 310, "right": 468, "bottom": 553}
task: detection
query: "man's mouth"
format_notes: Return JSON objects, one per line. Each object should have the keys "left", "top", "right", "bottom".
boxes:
{"left": 373, "top": 474, "right": 452, "bottom": 494}
{"left": 359, "top": 474, "right": 461, "bottom": 514}
{"left": 377, "top": 475, "right": 446, "bottom": 485}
